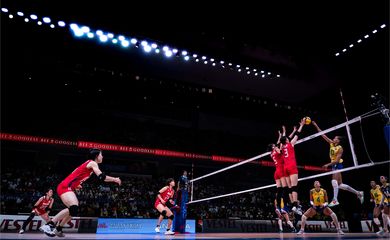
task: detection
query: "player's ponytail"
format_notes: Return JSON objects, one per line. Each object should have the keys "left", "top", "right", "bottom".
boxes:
{"left": 88, "top": 148, "right": 102, "bottom": 160}
{"left": 166, "top": 178, "right": 174, "bottom": 186}
{"left": 336, "top": 136, "right": 345, "bottom": 145}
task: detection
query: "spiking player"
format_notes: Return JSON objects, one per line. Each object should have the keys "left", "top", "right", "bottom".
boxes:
{"left": 312, "top": 121, "right": 363, "bottom": 207}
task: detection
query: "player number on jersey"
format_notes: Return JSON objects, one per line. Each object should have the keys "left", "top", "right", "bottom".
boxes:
{"left": 283, "top": 148, "right": 289, "bottom": 158}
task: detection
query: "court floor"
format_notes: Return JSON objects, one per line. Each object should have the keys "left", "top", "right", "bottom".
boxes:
{"left": 0, "top": 232, "right": 388, "bottom": 240}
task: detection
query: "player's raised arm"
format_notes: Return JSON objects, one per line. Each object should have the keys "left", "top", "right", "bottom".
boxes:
{"left": 312, "top": 121, "right": 333, "bottom": 144}
{"left": 291, "top": 118, "right": 305, "bottom": 146}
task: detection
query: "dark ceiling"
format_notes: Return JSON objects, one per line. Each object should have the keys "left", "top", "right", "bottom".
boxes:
{"left": 2, "top": 0, "right": 389, "bottom": 110}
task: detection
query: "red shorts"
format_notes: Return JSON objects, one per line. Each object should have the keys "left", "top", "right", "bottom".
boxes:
{"left": 284, "top": 164, "right": 298, "bottom": 176}
{"left": 274, "top": 167, "right": 285, "bottom": 180}
{"left": 57, "top": 183, "right": 73, "bottom": 197}
{"left": 154, "top": 199, "right": 166, "bottom": 209}
{"left": 33, "top": 208, "right": 47, "bottom": 216}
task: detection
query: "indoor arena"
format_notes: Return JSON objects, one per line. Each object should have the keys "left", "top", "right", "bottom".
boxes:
{"left": 1, "top": 1, "right": 389, "bottom": 240}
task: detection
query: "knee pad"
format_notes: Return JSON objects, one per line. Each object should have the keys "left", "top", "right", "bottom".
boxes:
{"left": 291, "top": 186, "right": 298, "bottom": 193}
{"left": 161, "top": 210, "right": 167, "bottom": 217}
{"left": 168, "top": 215, "right": 174, "bottom": 220}
{"left": 288, "top": 187, "right": 293, "bottom": 194}
{"left": 331, "top": 179, "right": 338, "bottom": 187}
{"left": 29, "top": 212, "right": 36, "bottom": 218}
{"left": 69, "top": 205, "right": 79, "bottom": 217}
{"left": 277, "top": 187, "right": 283, "bottom": 195}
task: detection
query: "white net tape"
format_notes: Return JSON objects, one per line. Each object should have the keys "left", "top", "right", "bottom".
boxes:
{"left": 188, "top": 160, "right": 389, "bottom": 204}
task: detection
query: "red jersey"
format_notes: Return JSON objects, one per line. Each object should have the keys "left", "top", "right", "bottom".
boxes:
{"left": 154, "top": 187, "right": 174, "bottom": 208}
{"left": 282, "top": 143, "right": 296, "bottom": 166}
{"left": 60, "top": 160, "right": 94, "bottom": 190}
{"left": 160, "top": 187, "right": 174, "bottom": 202}
{"left": 271, "top": 149, "right": 284, "bottom": 169}
{"left": 34, "top": 196, "right": 53, "bottom": 215}
{"left": 36, "top": 196, "right": 53, "bottom": 210}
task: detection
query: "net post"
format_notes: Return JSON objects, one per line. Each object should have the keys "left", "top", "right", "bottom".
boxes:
{"left": 340, "top": 89, "right": 359, "bottom": 167}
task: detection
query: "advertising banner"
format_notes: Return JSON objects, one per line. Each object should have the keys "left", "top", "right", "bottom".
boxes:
{"left": 202, "top": 219, "right": 348, "bottom": 233}
{"left": 0, "top": 215, "right": 97, "bottom": 233}
{"left": 361, "top": 220, "right": 382, "bottom": 232}
{"left": 97, "top": 218, "right": 196, "bottom": 234}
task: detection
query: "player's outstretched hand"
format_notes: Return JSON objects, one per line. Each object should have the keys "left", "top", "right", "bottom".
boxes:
{"left": 115, "top": 177, "right": 122, "bottom": 186}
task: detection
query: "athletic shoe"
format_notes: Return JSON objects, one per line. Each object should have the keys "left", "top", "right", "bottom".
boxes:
{"left": 337, "top": 229, "right": 345, "bottom": 235}
{"left": 39, "top": 225, "right": 55, "bottom": 237}
{"left": 292, "top": 206, "right": 303, "bottom": 215}
{"left": 296, "top": 229, "right": 304, "bottom": 235}
{"left": 278, "top": 229, "right": 283, "bottom": 233}
{"left": 164, "top": 230, "right": 175, "bottom": 235}
{"left": 376, "top": 229, "right": 384, "bottom": 236}
{"left": 291, "top": 227, "right": 297, "bottom": 233}
{"left": 53, "top": 229, "right": 65, "bottom": 237}
{"left": 155, "top": 226, "right": 160, "bottom": 233}
{"left": 358, "top": 191, "right": 364, "bottom": 204}
{"left": 19, "top": 229, "right": 25, "bottom": 234}
{"left": 328, "top": 199, "right": 340, "bottom": 207}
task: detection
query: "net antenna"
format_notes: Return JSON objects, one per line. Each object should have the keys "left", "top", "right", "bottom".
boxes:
{"left": 340, "top": 88, "right": 358, "bottom": 167}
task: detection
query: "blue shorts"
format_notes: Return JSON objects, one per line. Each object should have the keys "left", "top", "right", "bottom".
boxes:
{"left": 332, "top": 163, "right": 343, "bottom": 171}
{"left": 312, "top": 206, "right": 324, "bottom": 213}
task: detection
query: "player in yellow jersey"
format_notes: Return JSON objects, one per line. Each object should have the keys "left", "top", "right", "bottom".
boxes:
{"left": 312, "top": 121, "right": 364, "bottom": 207}
{"left": 274, "top": 196, "right": 296, "bottom": 233}
{"left": 370, "top": 180, "right": 387, "bottom": 235}
{"left": 297, "top": 181, "right": 344, "bottom": 235}
{"left": 378, "top": 176, "right": 390, "bottom": 235}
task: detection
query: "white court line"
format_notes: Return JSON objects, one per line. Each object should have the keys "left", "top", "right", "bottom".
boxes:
{"left": 188, "top": 160, "right": 390, "bottom": 204}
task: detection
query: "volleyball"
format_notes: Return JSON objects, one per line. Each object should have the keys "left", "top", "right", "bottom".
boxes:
{"left": 304, "top": 116, "right": 311, "bottom": 125}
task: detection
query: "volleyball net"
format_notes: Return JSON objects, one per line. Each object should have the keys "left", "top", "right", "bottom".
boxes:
{"left": 188, "top": 109, "right": 389, "bottom": 204}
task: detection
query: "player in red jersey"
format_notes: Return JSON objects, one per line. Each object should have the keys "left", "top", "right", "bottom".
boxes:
{"left": 40, "top": 148, "right": 121, "bottom": 237}
{"left": 268, "top": 126, "right": 296, "bottom": 211}
{"left": 19, "top": 189, "right": 54, "bottom": 234}
{"left": 280, "top": 118, "right": 305, "bottom": 215}
{"left": 274, "top": 196, "right": 297, "bottom": 233}
{"left": 154, "top": 178, "right": 176, "bottom": 235}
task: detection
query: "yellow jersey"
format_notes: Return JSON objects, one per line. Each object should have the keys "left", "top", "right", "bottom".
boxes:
{"left": 311, "top": 188, "right": 326, "bottom": 206}
{"left": 329, "top": 143, "right": 343, "bottom": 163}
{"left": 371, "top": 185, "right": 388, "bottom": 205}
